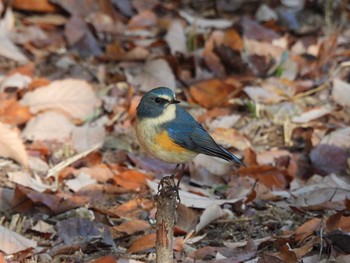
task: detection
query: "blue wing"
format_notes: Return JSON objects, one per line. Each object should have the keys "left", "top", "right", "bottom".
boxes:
{"left": 164, "top": 106, "right": 246, "bottom": 167}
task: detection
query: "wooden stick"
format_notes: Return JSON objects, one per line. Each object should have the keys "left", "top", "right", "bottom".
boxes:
{"left": 155, "top": 177, "right": 177, "bottom": 263}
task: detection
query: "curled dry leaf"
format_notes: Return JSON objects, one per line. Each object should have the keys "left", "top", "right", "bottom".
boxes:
{"left": 0, "top": 123, "right": 28, "bottom": 167}
{"left": 21, "top": 111, "right": 75, "bottom": 141}
{"left": 0, "top": 225, "right": 37, "bottom": 254}
{"left": 20, "top": 79, "right": 101, "bottom": 121}
{"left": 0, "top": 73, "right": 32, "bottom": 92}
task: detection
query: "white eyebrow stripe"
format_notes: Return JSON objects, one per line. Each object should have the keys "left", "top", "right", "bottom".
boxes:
{"left": 157, "top": 94, "right": 173, "bottom": 101}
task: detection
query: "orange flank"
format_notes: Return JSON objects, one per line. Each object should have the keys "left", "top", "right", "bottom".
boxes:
{"left": 155, "top": 130, "right": 187, "bottom": 153}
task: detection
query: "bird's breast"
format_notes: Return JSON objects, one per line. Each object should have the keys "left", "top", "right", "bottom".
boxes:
{"left": 135, "top": 117, "right": 197, "bottom": 163}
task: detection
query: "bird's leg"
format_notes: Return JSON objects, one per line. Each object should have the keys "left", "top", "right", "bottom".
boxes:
{"left": 176, "top": 164, "right": 186, "bottom": 189}
{"left": 158, "top": 164, "right": 180, "bottom": 192}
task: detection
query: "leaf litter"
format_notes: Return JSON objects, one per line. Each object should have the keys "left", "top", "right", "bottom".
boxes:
{"left": 0, "top": 1, "right": 349, "bottom": 262}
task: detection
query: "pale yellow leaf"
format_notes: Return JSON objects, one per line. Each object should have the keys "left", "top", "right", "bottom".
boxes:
{"left": 0, "top": 123, "right": 28, "bottom": 167}
{"left": 20, "top": 79, "right": 101, "bottom": 121}
{"left": 21, "top": 111, "right": 74, "bottom": 141}
{"left": 0, "top": 225, "right": 37, "bottom": 254}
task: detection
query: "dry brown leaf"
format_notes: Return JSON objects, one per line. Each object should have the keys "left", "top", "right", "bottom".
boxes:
{"left": 20, "top": 79, "right": 101, "bottom": 121}
{"left": 0, "top": 225, "right": 37, "bottom": 254}
{"left": 0, "top": 123, "right": 28, "bottom": 167}
{"left": 21, "top": 111, "right": 74, "bottom": 141}
{"left": 321, "top": 127, "right": 350, "bottom": 148}
{"left": 295, "top": 218, "right": 322, "bottom": 242}
{"left": 127, "top": 233, "right": 156, "bottom": 253}
{"left": 112, "top": 220, "right": 151, "bottom": 237}
{"left": 0, "top": 98, "right": 32, "bottom": 125}
{"left": 189, "top": 79, "right": 240, "bottom": 109}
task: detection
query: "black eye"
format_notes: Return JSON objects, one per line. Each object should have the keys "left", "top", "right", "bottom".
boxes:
{"left": 155, "top": 98, "right": 161, "bottom": 103}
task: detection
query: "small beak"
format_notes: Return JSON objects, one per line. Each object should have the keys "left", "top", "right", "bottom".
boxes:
{"left": 171, "top": 99, "right": 180, "bottom": 104}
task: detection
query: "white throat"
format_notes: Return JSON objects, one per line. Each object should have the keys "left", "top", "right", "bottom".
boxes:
{"left": 147, "top": 104, "right": 176, "bottom": 125}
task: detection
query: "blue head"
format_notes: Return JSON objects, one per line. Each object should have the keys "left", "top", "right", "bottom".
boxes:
{"left": 136, "top": 87, "right": 180, "bottom": 119}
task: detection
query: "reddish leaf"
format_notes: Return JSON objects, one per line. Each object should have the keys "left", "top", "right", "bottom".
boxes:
{"left": 295, "top": 218, "right": 322, "bottom": 242}
{"left": 127, "top": 233, "right": 156, "bottom": 253}
{"left": 112, "top": 220, "right": 151, "bottom": 238}
{"left": 237, "top": 165, "right": 293, "bottom": 189}
{"left": 0, "top": 98, "right": 32, "bottom": 125}
{"left": 189, "top": 79, "right": 240, "bottom": 109}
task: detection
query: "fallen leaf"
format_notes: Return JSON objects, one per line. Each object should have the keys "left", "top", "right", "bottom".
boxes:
{"left": 20, "top": 79, "right": 101, "bottom": 121}
{"left": 112, "top": 220, "right": 151, "bottom": 238}
{"left": 56, "top": 217, "right": 115, "bottom": 249}
{"left": 0, "top": 187, "right": 14, "bottom": 211}
{"left": 192, "top": 154, "right": 231, "bottom": 176}
{"left": 208, "top": 114, "right": 241, "bottom": 130}
{"left": 130, "top": 58, "right": 176, "bottom": 92}
{"left": 128, "top": 10, "right": 156, "bottom": 29}
{"left": 113, "top": 170, "right": 151, "bottom": 190}
{"left": 310, "top": 144, "right": 348, "bottom": 176}
{"left": 321, "top": 127, "right": 350, "bottom": 148}
{"left": 179, "top": 10, "right": 233, "bottom": 29}
{"left": 72, "top": 124, "right": 106, "bottom": 153}
{"left": 165, "top": 20, "right": 187, "bottom": 54}
{"left": 65, "top": 172, "right": 97, "bottom": 192}
{"left": 21, "top": 111, "right": 75, "bottom": 141}
{"left": 292, "top": 106, "right": 332, "bottom": 123}
{"left": 175, "top": 204, "right": 198, "bottom": 234}
{"left": 0, "top": 73, "right": 32, "bottom": 92}
{"left": 13, "top": 0, "right": 58, "bottom": 12}
{"left": 211, "top": 128, "right": 251, "bottom": 150}
{"left": 325, "top": 229, "right": 350, "bottom": 254}
{"left": 196, "top": 204, "right": 226, "bottom": 233}
{"left": 237, "top": 165, "right": 292, "bottom": 189}
{"left": 0, "top": 98, "right": 32, "bottom": 125}
{"left": 203, "top": 31, "right": 225, "bottom": 77}
{"left": 147, "top": 180, "right": 248, "bottom": 209}
{"left": 8, "top": 171, "right": 54, "bottom": 193}
{"left": 109, "top": 198, "right": 153, "bottom": 219}
{"left": 88, "top": 255, "right": 119, "bottom": 263}
{"left": 0, "top": 123, "right": 28, "bottom": 167}
{"left": 189, "top": 79, "right": 240, "bottom": 109}
{"left": 0, "top": 225, "right": 37, "bottom": 254}
{"left": 0, "top": 8, "right": 28, "bottom": 63}
{"left": 244, "top": 86, "right": 285, "bottom": 104}
{"left": 31, "top": 220, "right": 56, "bottom": 237}
{"left": 295, "top": 218, "right": 322, "bottom": 242}
{"left": 128, "top": 233, "right": 156, "bottom": 253}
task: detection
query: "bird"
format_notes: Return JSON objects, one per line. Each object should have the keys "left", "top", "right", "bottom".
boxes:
{"left": 135, "top": 87, "right": 246, "bottom": 180}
